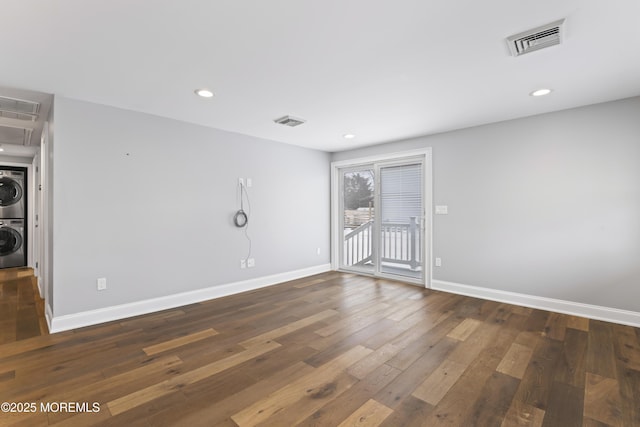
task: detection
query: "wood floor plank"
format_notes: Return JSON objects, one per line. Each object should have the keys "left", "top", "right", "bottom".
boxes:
{"left": 297, "top": 363, "right": 401, "bottom": 427}
{"left": 49, "top": 355, "right": 183, "bottom": 404}
{"left": 586, "top": 321, "right": 618, "bottom": 379}
{"left": 231, "top": 345, "right": 372, "bottom": 426}
{"left": 239, "top": 309, "right": 337, "bottom": 347}
{"left": 512, "top": 337, "right": 563, "bottom": 411}
{"left": 419, "top": 355, "right": 496, "bottom": 426}
{"left": 617, "top": 366, "right": 640, "bottom": 427}
{"left": 377, "top": 395, "right": 433, "bottom": 427}
{"left": 107, "top": 340, "right": 281, "bottom": 415}
{"left": 255, "top": 371, "right": 359, "bottom": 427}
{"left": 501, "top": 400, "right": 546, "bottom": 427}
{"left": 347, "top": 342, "right": 401, "bottom": 380}
{"left": 462, "top": 371, "right": 520, "bottom": 426}
{"left": 554, "top": 328, "right": 587, "bottom": 388}
{"left": 337, "top": 398, "right": 394, "bottom": 427}
{"left": 446, "top": 317, "right": 481, "bottom": 341}
{"left": 540, "top": 381, "right": 583, "bottom": 427}
{"left": 315, "top": 302, "right": 390, "bottom": 338}
{"left": 583, "top": 372, "right": 623, "bottom": 427}
{"left": 142, "top": 328, "right": 218, "bottom": 355}
{"left": 543, "top": 312, "right": 568, "bottom": 341}
{"left": 611, "top": 324, "right": 640, "bottom": 371}
{"left": 412, "top": 359, "right": 467, "bottom": 405}
{"left": 375, "top": 337, "right": 458, "bottom": 409}
{"left": 148, "top": 361, "right": 316, "bottom": 427}
{"left": 566, "top": 315, "right": 589, "bottom": 332}
{"left": 496, "top": 342, "right": 534, "bottom": 379}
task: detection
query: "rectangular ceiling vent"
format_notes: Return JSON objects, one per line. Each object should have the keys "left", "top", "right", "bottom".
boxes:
{"left": 0, "top": 109, "right": 38, "bottom": 122}
{"left": 0, "top": 95, "right": 40, "bottom": 115}
{"left": 507, "top": 19, "right": 565, "bottom": 57}
{"left": 273, "top": 115, "right": 306, "bottom": 127}
{"left": 0, "top": 125, "right": 33, "bottom": 146}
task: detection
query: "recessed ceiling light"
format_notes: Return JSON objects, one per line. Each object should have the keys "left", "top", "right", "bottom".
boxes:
{"left": 194, "top": 89, "right": 214, "bottom": 98}
{"left": 0, "top": 147, "right": 4, "bottom": 152}
{"left": 343, "top": 133, "right": 356, "bottom": 139}
{"left": 530, "top": 88, "right": 552, "bottom": 97}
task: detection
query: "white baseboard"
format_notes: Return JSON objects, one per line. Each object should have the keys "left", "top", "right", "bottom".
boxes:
{"left": 45, "top": 302, "right": 53, "bottom": 332}
{"left": 432, "top": 279, "right": 640, "bottom": 328}
{"left": 36, "top": 276, "right": 44, "bottom": 299}
{"left": 49, "top": 264, "right": 332, "bottom": 333}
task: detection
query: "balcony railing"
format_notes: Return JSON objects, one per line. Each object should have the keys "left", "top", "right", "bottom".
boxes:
{"left": 343, "top": 221, "right": 373, "bottom": 267}
{"left": 343, "top": 216, "right": 421, "bottom": 271}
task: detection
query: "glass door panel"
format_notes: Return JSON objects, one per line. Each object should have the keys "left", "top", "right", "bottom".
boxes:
{"left": 340, "top": 168, "right": 375, "bottom": 273}
{"left": 378, "top": 163, "right": 423, "bottom": 280}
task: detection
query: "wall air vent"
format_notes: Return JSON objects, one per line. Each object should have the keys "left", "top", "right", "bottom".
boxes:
{"left": 273, "top": 115, "right": 306, "bottom": 127}
{"left": 507, "top": 19, "right": 565, "bottom": 57}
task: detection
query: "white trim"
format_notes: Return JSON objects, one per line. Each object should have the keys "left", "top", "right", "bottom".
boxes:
{"left": 36, "top": 276, "right": 44, "bottom": 298}
{"left": 45, "top": 301, "right": 53, "bottom": 332}
{"left": 49, "top": 263, "right": 331, "bottom": 333}
{"left": 331, "top": 148, "right": 433, "bottom": 168}
{"left": 432, "top": 279, "right": 640, "bottom": 328}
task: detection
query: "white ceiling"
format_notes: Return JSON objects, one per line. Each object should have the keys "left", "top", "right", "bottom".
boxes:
{"left": 1, "top": 0, "right": 639, "bottom": 152}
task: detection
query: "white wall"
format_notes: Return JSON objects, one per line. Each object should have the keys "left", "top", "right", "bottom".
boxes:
{"left": 333, "top": 96, "right": 640, "bottom": 313}
{"left": 52, "top": 97, "right": 330, "bottom": 317}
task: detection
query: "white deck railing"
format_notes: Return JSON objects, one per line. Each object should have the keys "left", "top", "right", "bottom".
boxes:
{"left": 343, "top": 217, "right": 421, "bottom": 270}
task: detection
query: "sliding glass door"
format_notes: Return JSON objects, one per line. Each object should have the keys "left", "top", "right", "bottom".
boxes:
{"left": 338, "top": 157, "right": 425, "bottom": 284}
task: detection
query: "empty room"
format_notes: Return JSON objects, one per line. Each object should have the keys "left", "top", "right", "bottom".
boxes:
{"left": 1, "top": 1, "right": 639, "bottom": 426}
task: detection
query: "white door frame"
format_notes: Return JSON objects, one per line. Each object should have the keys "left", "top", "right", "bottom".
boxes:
{"left": 40, "top": 122, "right": 51, "bottom": 315}
{"left": 331, "top": 148, "right": 433, "bottom": 288}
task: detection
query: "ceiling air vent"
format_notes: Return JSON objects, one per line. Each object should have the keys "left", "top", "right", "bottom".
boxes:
{"left": 0, "top": 125, "right": 33, "bottom": 146}
{"left": 274, "top": 115, "right": 306, "bottom": 127}
{"left": 0, "top": 95, "right": 40, "bottom": 115}
{"left": 0, "top": 109, "right": 38, "bottom": 122}
{"left": 507, "top": 19, "right": 565, "bottom": 57}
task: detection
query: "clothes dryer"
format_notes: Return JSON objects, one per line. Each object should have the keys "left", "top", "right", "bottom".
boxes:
{"left": 0, "top": 170, "right": 25, "bottom": 219}
{"left": 0, "top": 219, "right": 25, "bottom": 268}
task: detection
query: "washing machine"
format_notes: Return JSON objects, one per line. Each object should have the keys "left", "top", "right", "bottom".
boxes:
{"left": 0, "top": 219, "right": 25, "bottom": 269}
{"left": 0, "top": 170, "right": 25, "bottom": 219}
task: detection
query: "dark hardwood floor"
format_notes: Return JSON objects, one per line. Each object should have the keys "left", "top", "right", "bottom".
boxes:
{"left": 1, "top": 271, "right": 639, "bottom": 426}
{"left": 0, "top": 268, "right": 47, "bottom": 345}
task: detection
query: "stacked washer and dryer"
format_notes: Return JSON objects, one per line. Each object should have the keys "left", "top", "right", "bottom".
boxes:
{"left": 0, "top": 168, "right": 26, "bottom": 269}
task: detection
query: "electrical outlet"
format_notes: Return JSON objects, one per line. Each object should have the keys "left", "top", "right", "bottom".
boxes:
{"left": 247, "top": 258, "right": 255, "bottom": 268}
{"left": 246, "top": 178, "right": 252, "bottom": 188}
{"left": 316, "top": 247, "right": 321, "bottom": 255}
{"left": 97, "top": 277, "right": 107, "bottom": 291}
{"left": 238, "top": 177, "right": 244, "bottom": 187}
{"left": 435, "top": 205, "right": 448, "bottom": 215}
{"left": 240, "top": 259, "right": 247, "bottom": 269}
{"left": 435, "top": 258, "right": 442, "bottom": 267}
